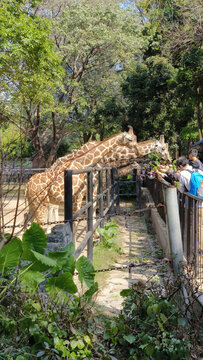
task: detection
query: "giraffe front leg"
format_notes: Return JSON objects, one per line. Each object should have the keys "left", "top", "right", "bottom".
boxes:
{"left": 46, "top": 204, "right": 59, "bottom": 234}
{"left": 72, "top": 192, "right": 85, "bottom": 242}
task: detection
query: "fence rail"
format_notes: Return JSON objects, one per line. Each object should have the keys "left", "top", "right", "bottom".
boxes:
{"left": 1, "top": 168, "right": 46, "bottom": 183}
{"left": 64, "top": 166, "right": 136, "bottom": 261}
{"left": 145, "top": 177, "right": 203, "bottom": 286}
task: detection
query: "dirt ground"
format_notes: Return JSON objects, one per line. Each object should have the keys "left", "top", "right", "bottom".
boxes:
{"left": 2, "top": 196, "right": 27, "bottom": 237}
{"left": 2, "top": 196, "right": 64, "bottom": 237}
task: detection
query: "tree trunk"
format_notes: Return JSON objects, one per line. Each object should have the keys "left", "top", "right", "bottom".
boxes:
{"left": 196, "top": 77, "right": 202, "bottom": 140}
{"left": 83, "top": 132, "right": 91, "bottom": 143}
{"left": 46, "top": 142, "right": 61, "bottom": 167}
{"left": 188, "top": 138, "right": 193, "bottom": 152}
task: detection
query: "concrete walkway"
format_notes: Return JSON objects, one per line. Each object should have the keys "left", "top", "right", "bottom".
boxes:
{"left": 94, "top": 202, "right": 170, "bottom": 314}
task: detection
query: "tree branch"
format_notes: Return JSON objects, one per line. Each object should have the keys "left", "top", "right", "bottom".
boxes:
{"left": 0, "top": 113, "right": 27, "bottom": 135}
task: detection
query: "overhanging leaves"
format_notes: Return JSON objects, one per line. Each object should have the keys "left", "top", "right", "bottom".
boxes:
{"left": 21, "top": 222, "right": 47, "bottom": 261}
{"left": 0, "top": 237, "right": 22, "bottom": 273}
{"left": 75, "top": 256, "right": 95, "bottom": 288}
{"left": 45, "top": 272, "right": 77, "bottom": 297}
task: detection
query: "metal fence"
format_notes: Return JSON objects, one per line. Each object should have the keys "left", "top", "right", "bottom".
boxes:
{"left": 1, "top": 168, "right": 46, "bottom": 183}
{"left": 63, "top": 166, "right": 141, "bottom": 260}
{"left": 64, "top": 166, "right": 122, "bottom": 261}
{"left": 145, "top": 177, "right": 166, "bottom": 222}
{"left": 1, "top": 165, "right": 140, "bottom": 263}
{"left": 145, "top": 177, "right": 203, "bottom": 285}
{"left": 178, "top": 192, "right": 203, "bottom": 280}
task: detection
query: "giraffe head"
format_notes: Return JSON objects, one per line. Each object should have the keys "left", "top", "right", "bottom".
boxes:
{"left": 154, "top": 136, "right": 171, "bottom": 161}
{"left": 119, "top": 126, "right": 137, "bottom": 149}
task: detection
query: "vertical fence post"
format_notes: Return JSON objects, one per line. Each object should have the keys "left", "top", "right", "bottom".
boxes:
{"left": 136, "top": 171, "right": 141, "bottom": 210}
{"left": 115, "top": 168, "right": 120, "bottom": 215}
{"left": 64, "top": 170, "right": 73, "bottom": 233}
{"left": 87, "top": 169, "right": 93, "bottom": 262}
{"left": 110, "top": 167, "right": 114, "bottom": 215}
{"left": 165, "top": 186, "right": 183, "bottom": 275}
{"left": 99, "top": 169, "right": 104, "bottom": 233}
{"left": 106, "top": 168, "right": 110, "bottom": 219}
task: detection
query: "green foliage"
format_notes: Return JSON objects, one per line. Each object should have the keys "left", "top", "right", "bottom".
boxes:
{"left": 0, "top": 222, "right": 98, "bottom": 300}
{"left": 0, "top": 223, "right": 99, "bottom": 358}
{"left": 103, "top": 283, "right": 191, "bottom": 359}
{"left": 122, "top": 57, "right": 176, "bottom": 140}
{"left": 0, "top": 0, "right": 63, "bottom": 102}
{"left": 148, "top": 153, "right": 162, "bottom": 170}
{"left": 96, "top": 220, "right": 122, "bottom": 253}
{"left": 1, "top": 124, "right": 34, "bottom": 160}
{"left": 122, "top": 0, "right": 202, "bottom": 149}
{"left": 0, "top": 0, "right": 145, "bottom": 166}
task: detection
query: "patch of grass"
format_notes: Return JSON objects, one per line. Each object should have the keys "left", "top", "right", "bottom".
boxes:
{"left": 93, "top": 233, "right": 123, "bottom": 287}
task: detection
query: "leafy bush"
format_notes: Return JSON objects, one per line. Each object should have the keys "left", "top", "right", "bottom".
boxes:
{"left": 96, "top": 219, "right": 122, "bottom": 253}
{"left": 102, "top": 282, "right": 191, "bottom": 360}
{"left": 0, "top": 223, "right": 99, "bottom": 359}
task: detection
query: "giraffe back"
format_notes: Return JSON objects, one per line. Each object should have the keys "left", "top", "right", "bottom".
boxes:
{"left": 50, "top": 141, "right": 99, "bottom": 171}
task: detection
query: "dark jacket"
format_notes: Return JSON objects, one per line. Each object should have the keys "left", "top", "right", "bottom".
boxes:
{"left": 189, "top": 159, "right": 203, "bottom": 171}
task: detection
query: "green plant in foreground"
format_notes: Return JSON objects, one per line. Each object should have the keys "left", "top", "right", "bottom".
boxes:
{"left": 103, "top": 283, "right": 191, "bottom": 360}
{"left": 0, "top": 223, "right": 98, "bottom": 359}
{"left": 96, "top": 219, "right": 122, "bottom": 253}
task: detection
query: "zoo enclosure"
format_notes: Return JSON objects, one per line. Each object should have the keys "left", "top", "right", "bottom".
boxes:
{"left": 64, "top": 165, "right": 140, "bottom": 261}
{"left": 0, "top": 165, "right": 140, "bottom": 260}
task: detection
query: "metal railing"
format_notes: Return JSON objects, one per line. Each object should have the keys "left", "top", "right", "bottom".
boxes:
{"left": 64, "top": 166, "right": 121, "bottom": 261}
{"left": 145, "top": 177, "right": 203, "bottom": 285}
{"left": 1, "top": 168, "right": 46, "bottom": 183}
{"left": 178, "top": 192, "right": 203, "bottom": 280}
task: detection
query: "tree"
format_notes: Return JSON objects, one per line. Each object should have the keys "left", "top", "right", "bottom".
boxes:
{"left": 121, "top": 56, "right": 176, "bottom": 140}
{"left": 121, "top": 0, "right": 202, "bottom": 155}
{"left": 136, "top": 0, "right": 203, "bottom": 141}
{"left": 1, "top": 0, "right": 144, "bottom": 167}
{"left": 0, "top": 0, "right": 64, "bottom": 167}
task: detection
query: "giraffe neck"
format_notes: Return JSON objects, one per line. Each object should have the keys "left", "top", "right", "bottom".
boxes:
{"left": 97, "top": 145, "right": 138, "bottom": 168}
{"left": 70, "top": 133, "right": 131, "bottom": 169}
{"left": 50, "top": 141, "right": 99, "bottom": 171}
{"left": 136, "top": 141, "right": 156, "bottom": 156}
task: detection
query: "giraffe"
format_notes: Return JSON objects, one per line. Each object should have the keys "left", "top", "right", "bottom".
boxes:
{"left": 47, "top": 140, "right": 99, "bottom": 223}
{"left": 24, "top": 127, "right": 138, "bottom": 226}
{"left": 88, "top": 135, "right": 170, "bottom": 219}
{"left": 49, "top": 140, "right": 99, "bottom": 171}
{"left": 45, "top": 140, "right": 141, "bottom": 227}
{"left": 116, "top": 163, "right": 141, "bottom": 177}
{"left": 134, "top": 135, "right": 170, "bottom": 160}
{"left": 72, "top": 143, "right": 141, "bottom": 220}
{"left": 63, "top": 134, "right": 170, "bottom": 221}
{"left": 37, "top": 134, "right": 170, "bottom": 227}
